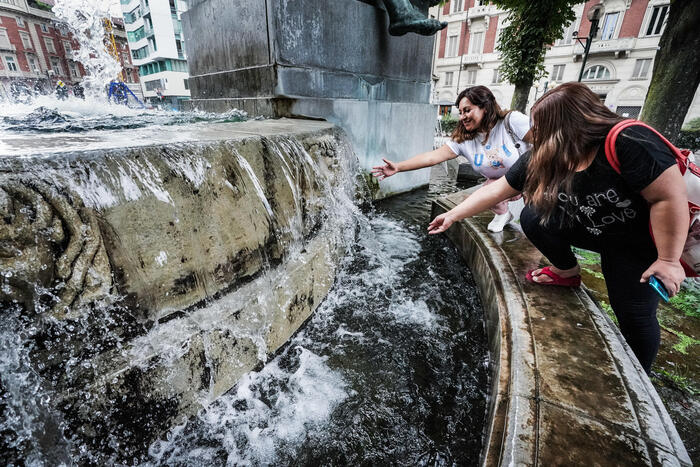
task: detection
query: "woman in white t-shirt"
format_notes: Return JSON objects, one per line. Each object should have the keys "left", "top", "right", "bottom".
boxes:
{"left": 372, "top": 85, "right": 532, "bottom": 232}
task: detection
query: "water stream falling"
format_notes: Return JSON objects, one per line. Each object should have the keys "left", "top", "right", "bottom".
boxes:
{"left": 0, "top": 3, "right": 488, "bottom": 458}
{"left": 144, "top": 178, "right": 489, "bottom": 466}
{"left": 50, "top": 0, "right": 121, "bottom": 97}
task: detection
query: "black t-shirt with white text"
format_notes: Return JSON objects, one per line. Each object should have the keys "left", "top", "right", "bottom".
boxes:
{"left": 505, "top": 126, "right": 676, "bottom": 240}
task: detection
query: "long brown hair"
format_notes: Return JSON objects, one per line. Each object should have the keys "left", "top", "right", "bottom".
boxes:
{"left": 451, "top": 86, "right": 509, "bottom": 144}
{"left": 525, "top": 82, "right": 624, "bottom": 223}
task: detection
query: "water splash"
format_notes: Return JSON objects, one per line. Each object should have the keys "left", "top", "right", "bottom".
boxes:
{"left": 51, "top": 0, "right": 122, "bottom": 95}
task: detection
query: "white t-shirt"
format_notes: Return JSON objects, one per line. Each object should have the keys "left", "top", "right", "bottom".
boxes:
{"left": 446, "top": 111, "right": 531, "bottom": 179}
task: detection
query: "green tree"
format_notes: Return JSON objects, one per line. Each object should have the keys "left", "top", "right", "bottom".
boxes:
{"left": 492, "top": 0, "right": 579, "bottom": 112}
{"left": 639, "top": 0, "right": 700, "bottom": 144}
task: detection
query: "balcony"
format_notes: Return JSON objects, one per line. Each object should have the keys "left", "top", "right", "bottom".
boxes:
{"left": 468, "top": 4, "right": 495, "bottom": 20}
{"left": 574, "top": 36, "right": 636, "bottom": 60}
{"left": 462, "top": 53, "right": 484, "bottom": 66}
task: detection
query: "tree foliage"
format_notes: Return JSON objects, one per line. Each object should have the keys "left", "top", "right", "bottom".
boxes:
{"left": 639, "top": 0, "right": 700, "bottom": 144}
{"left": 492, "top": 0, "right": 579, "bottom": 110}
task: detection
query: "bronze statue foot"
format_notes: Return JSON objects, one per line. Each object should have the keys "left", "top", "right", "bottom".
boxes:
{"left": 388, "top": 17, "right": 447, "bottom": 36}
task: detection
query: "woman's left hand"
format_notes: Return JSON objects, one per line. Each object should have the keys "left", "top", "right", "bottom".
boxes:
{"left": 428, "top": 213, "right": 455, "bottom": 234}
{"left": 640, "top": 259, "right": 685, "bottom": 297}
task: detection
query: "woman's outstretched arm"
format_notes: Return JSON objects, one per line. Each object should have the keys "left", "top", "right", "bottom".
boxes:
{"left": 372, "top": 144, "right": 457, "bottom": 180}
{"left": 428, "top": 176, "right": 520, "bottom": 234}
{"left": 639, "top": 165, "right": 689, "bottom": 296}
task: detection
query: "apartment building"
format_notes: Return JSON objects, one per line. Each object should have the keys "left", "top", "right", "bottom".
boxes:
{"left": 0, "top": 0, "right": 139, "bottom": 99}
{"left": 430, "top": 0, "right": 700, "bottom": 123}
{"left": 120, "top": 0, "right": 190, "bottom": 108}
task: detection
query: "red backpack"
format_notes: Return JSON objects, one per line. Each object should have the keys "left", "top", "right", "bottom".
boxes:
{"left": 605, "top": 120, "right": 700, "bottom": 277}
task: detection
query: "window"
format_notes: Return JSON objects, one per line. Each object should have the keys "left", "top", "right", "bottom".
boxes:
{"left": 50, "top": 56, "right": 63, "bottom": 75}
{"left": 600, "top": 12, "right": 619, "bottom": 40}
{"left": 148, "top": 36, "right": 157, "bottom": 52}
{"left": 556, "top": 19, "right": 577, "bottom": 45}
{"left": 450, "top": 0, "right": 463, "bottom": 14}
{"left": 582, "top": 65, "right": 611, "bottom": 80}
{"left": 124, "top": 7, "right": 141, "bottom": 23}
{"left": 20, "top": 32, "right": 32, "bottom": 48}
{"left": 645, "top": 4, "right": 668, "bottom": 36}
{"left": 445, "top": 71, "right": 454, "bottom": 86}
{"left": 63, "top": 41, "right": 72, "bottom": 54}
{"left": 132, "top": 46, "right": 149, "bottom": 59}
{"left": 145, "top": 78, "right": 162, "bottom": 91}
{"left": 491, "top": 68, "right": 502, "bottom": 84}
{"left": 44, "top": 37, "right": 56, "bottom": 53}
{"left": 26, "top": 53, "right": 39, "bottom": 73}
{"left": 631, "top": 58, "right": 652, "bottom": 79}
{"left": 446, "top": 35, "right": 458, "bottom": 57}
{"left": 128, "top": 26, "right": 146, "bottom": 42}
{"left": 470, "top": 32, "right": 484, "bottom": 54}
{"left": 0, "top": 29, "right": 10, "bottom": 48}
{"left": 476, "top": 0, "right": 487, "bottom": 5}
{"left": 69, "top": 61, "right": 78, "bottom": 78}
{"left": 40, "top": 23, "right": 48, "bottom": 33}
{"left": 16, "top": 16, "right": 24, "bottom": 27}
{"left": 5, "top": 55, "right": 18, "bottom": 72}
{"left": 183, "top": 78, "right": 189, "bottom": 90}
{"left": 466, "top": 68, "right": 477, "bottom": 84}
{"left": 551, "top": 64, "right": 565, "bottom": 82}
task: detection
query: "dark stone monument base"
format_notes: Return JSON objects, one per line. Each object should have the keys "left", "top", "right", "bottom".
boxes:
{"left": 183, "top": 0, "right": 439, "bottom": 196}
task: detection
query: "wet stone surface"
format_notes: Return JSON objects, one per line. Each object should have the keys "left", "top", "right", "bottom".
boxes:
{"left": 144, "top": 177, "right": 490, "bottom": 465}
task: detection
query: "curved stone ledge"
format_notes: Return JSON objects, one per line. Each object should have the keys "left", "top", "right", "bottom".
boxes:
{"left": 432, "top": 189, "right": 691, "bottom": 466}
{"left": 0, "top": 119, "right": 357, "bottom": 460}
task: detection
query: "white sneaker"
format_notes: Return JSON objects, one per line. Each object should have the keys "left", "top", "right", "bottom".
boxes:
{"left": 488, "top": 211, "right": 513, "bottom": 232}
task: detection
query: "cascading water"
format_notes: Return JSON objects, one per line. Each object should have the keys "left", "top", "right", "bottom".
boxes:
{"left": 145, "top": 179, "right": 489, "bottom": 466}
{"left": 50, "top": 0, "right": 121, "bottom": 97}
{"left": 0, "top": 112, "right": 489, "bottom": 464}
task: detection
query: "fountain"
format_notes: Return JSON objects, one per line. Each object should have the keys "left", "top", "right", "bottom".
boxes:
{"left": 0, "top": 2, "right": 491, "bottom": 463}
{"left": 2, "top": 0, "right": 690, "bottom": 464}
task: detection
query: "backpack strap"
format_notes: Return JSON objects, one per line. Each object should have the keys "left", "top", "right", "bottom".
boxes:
{"left": 604, "top": 119, "right": 689, "bottom": 175}
{"left": 504, "top": 111, "right": 522, "bottom": 154}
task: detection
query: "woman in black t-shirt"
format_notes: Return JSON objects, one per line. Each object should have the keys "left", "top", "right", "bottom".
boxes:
{"left": 427, "top": 82, "right": 688, "bottom": 373}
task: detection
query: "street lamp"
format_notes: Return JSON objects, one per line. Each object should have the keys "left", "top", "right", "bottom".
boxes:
{"left": 575, "top": 3, "right": 605, "bottom": 82}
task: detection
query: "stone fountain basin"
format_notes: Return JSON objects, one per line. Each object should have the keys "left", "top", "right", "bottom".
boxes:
{"left": 0, "top": 118, "right": 354, "bottom": 456}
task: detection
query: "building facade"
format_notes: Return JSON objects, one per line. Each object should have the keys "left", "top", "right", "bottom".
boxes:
{"left": 430, "top": 0, "right": 700, "bottom": 124}
{"left": 120, "top": 0, "right": 190, "bottom": 108}
{"left": 0, "top": 0, "right": 140, "bottom": 100}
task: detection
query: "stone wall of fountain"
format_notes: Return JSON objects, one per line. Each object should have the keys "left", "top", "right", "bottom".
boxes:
{"left": 181, "top": 0, "right": 438, "bottom": 198}
{"left": 0, "top": 119, "right": 360, "bottom": 461}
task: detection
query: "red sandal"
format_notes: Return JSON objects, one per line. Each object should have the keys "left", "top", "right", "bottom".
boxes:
{"left": 525, "top": 266, "right": 581, "bottom": 287}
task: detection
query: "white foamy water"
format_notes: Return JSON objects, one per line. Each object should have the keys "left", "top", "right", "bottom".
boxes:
{"left": 51, "top": 0, "right": 122, "bottom": 96}
{"left": 147, "top": 347, "right": 349, "bottom": 466}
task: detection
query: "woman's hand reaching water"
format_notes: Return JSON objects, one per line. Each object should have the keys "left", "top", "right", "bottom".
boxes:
{"left": 428, "top": 213, "right": 455, "bottom": 234}
{"left": 371, "top": 158, "right": 400, "bottom": 180}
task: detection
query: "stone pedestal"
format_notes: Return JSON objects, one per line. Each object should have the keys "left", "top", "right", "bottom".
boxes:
{"left": 182, "top": 0, "right": 438, "bottom": 197}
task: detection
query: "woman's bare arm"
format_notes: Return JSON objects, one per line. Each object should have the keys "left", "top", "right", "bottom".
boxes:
{"left": 639, "top": 165, "right": 689, "bottom": 296}
{"left": 372, "top": 144, "right": 457, "bottom": 180}
{"left": 428, "top": 177, "right": 520, "bottom": 234}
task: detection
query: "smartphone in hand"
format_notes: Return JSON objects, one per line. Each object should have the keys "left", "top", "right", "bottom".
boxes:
{"left": 648, "top": 275, "right": 670, "bottom": 302}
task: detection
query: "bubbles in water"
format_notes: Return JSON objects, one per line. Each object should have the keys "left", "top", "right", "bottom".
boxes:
{"left": 147, "top": 347, "right": 348, "bottom": 466}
